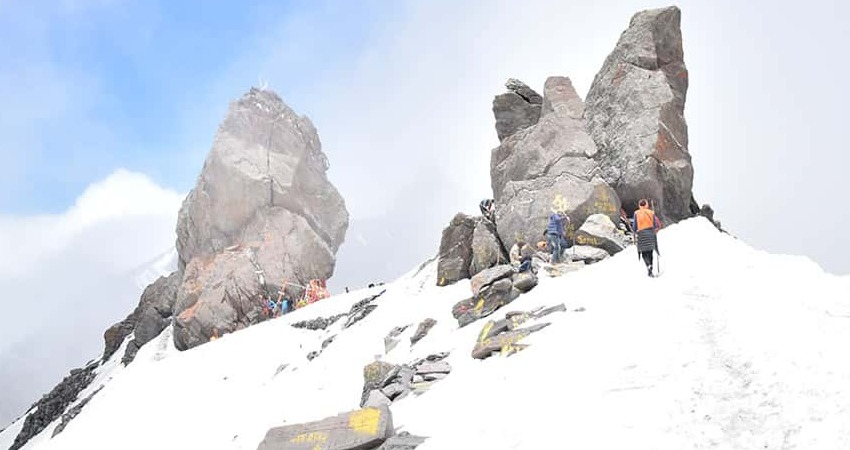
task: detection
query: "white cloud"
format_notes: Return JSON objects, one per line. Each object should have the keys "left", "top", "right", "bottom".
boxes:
{"left": 0, "top": 169, "right": 182, "bottom": 424}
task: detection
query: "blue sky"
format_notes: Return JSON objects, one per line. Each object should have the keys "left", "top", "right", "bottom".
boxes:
{"left": 0, "top": 0, "right": 394, "bottom": 213}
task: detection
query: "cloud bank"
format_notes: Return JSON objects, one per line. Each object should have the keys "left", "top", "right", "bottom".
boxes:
{"left": 0, "top": 170, "right": 182, "bottom": 425}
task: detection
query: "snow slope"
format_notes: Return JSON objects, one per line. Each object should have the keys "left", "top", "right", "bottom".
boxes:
{"left": 3, "top": 217, "right": 850, "bottom": 450}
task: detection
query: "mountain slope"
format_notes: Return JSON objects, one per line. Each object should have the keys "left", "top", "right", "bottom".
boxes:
{"left": 3, "top": 217, "right": 850, "bottom": 449}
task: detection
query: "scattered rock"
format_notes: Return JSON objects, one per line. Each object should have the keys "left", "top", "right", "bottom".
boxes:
{"left": 471, "top": 304, "right": 567, "bottom": 359}
{"left": 491, "top": 76, "right": 621, "bottom": 252}
{"left": 10, "top": 364, "right": 98, "bottom": 450}
{"left": 436, "top": 213, "right": 476, "bottom": 286}
{"left": 384, "top": 325, "right": 410, "bottom": 354}
{"left": 345, "top": 290, "right": 386, "bottom": 329}
{"left": 364, "top": 390, "right": 393, "bottom": 409}
{"left": 173, "top": 88, "right": 349, "bottom": 351}
{"left": 292, "top": 314, "right": 347, "bottom": 331}
{"left": 415, "top": 361, "right": 451, "bottom": 375}
{"left": 493, "top": 78, "right": 543, "bottom": 142}
{"left": 359, "top": 354, "right": 451, "bottom": 408}
{"left": 574, "top": 213, "right": 628, "bottom": 255}
{"left": 256, "top": 407, "right": 393, "bottom": 450}
{"left": 585, "top": 6, "right": 693, "bottom": 223}
{"left": 469, "top": 217, "right": 508, "bottom": 276}
{"left": 361, "top": 361, "right": 397, "bottom": 407}
{"left": 410, "top": 319, "right": 437, "bottom": 346}
{"left": 452, "top": 277, "right": 520, "bottom": 329}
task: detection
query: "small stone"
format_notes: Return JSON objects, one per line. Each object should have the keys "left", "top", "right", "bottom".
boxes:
{"left": 416, "top": 361, "right": 451, "bottom": 375}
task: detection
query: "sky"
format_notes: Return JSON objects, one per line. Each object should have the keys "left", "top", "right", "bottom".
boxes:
{"left": 1, "top": 0, "right": 849, "bottom": 425}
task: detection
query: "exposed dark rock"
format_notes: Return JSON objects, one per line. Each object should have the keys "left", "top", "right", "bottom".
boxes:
{"left": 511, "top": 271, "right": 538, "bottom": 293}
{"left": 360, "top": 353, "right": 451, "bottom": 409}
{"left": 384, "top": 325, "right": 410, "bottom": 354}
{"left": 256, "top": 407, "right": 393, "bottom": 450}
{"left": 410, "top": 319, "right": 437, "bottom": 346}
{"left": 10, "top": 364, "right": 97, "bottom": 450}
{"left": 436, "top": 213, "right": 476, "bottom": 286}
{"left": 493, "top": 78, "right": 543, "bottom": 142}
{"left": 361, "top": 361, "right": 397, "bottom": 408}
{"left": 51, "top": 386, "right": 103, "bottom": 437}
{"left": 344, "top": 290, "right": 386, "bottom": 329}
{"left": 569, "top": 246, "right": 610, "bottom": 264}
{"left": 470, "top": 264, "right": 515, "bottom": 297}
{"left": 292, "top": 314, "right": 346, "bottom": 331}
{"left": 585, "top": 6, "right": 693, "bottom": 224}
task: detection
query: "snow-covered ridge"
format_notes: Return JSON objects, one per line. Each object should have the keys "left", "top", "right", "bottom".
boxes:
{"left": 3, "top": 218, "right": 850, "bottom": 449}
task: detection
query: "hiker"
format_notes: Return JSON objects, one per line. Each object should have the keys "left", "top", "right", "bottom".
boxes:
{"left": 267, "top": 296, "right": 278, "bottom": 317}
{"left": 509, "top": 239, "right": 526, "bottom": 266}
{"left": 619, "top": 208, "right": 633, "bottom": 235}
{"left": 479, "top": 199, "right": 495, "bottom": 222}
{"left": 510, "top": 239, "right": 536, "bottom": 272}
{"left": 545, "top": 211, "right": 567, "bottom": 264}
{"left": 632, "top": 199, "right": 662, "bottom": 277}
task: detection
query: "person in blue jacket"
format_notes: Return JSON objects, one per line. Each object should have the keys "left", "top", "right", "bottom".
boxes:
{"left": 546, "top": 212, "right": 567, "bottom": 264}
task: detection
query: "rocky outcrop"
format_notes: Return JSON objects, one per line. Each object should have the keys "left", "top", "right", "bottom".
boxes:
{"left": 574, "top": 214, "right": 628, "bottom": 255}
{"left": 410, "top": 319, "right": 437, "bottom": 346}
{"left": 121, "top": 272, "right": 180, "bottom": 364}
{"left": 453, "top": 264, "right": 527, "bottom": 328}
{"left": 469, "top": 218, "right": 508, "bottom": 276}
{"left": 172, "top": 88, "right": 349, "bottom": 350}
{"left": 585, "top": 6, "right": 693, "bottom": 223}
{"left": 9, "top": 364, "right": 97, "bottom": 450}
{"left": 436, "top": 213, "right": 476, "bottom": 286}
{"left": 491, "top": 76, "right": 621, "bottom": 252}
{"left": 256, "top": 407, "right": 394, "bottom": 450}
{"left": 361, "top": 353, "right": 451, "bottom": 408}
{"left": 493, "top": 79, "right": 543, "bottom": 142}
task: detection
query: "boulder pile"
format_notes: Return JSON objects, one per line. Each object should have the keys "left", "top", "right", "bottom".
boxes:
{"left": 472, "top": 304, "right": 568, "bottom": 359}
{"left": 452, "top": 265, "right": 538, "bottom": 328}
{"left": 361, "top": 353, "right": 452, "bottom": 408}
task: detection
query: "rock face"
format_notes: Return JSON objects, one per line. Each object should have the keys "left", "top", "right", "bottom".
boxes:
{"left": 173, "top": 88, "right": 349, "bottom": 350}
{"left": 121, "top": 272, "right": 180, "bottom": 364}
{"left": 491, "top": 76, "right": 621, "bottom": 251}
{"left": 584, "top": 6, "right": 693, "bottom": 223}
{"left": 493, "top": 78, "right": 543, "bottom": 142}
{"left": 9, "top": 365, "right": 97, "bottom": 450}
{"left": 436, "top": 213, "right": 476, "bottom": 286}
{"left": 469, "top": 218, "right": 508, "bottom": 276}
{"left": 574, "top": 214, "right": 628, "bottom": 255}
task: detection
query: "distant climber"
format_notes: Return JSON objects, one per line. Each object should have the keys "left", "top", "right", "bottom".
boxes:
{"left": 479, "top": 199, "right": 495, "bottom": 222}
{"left": 632, "top": 199, "right": 662, "bottom": 277}
{"left": 545, "top": 212, "right": 568, "bottom": 264}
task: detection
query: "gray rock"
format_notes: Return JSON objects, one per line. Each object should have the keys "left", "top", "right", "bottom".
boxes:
{"left": 256, "top": 407, "right": 393, "bottom": 450}
{"left": 470, "top": 264, "right": 515, "bottom": 297}
{"left": 9, "top": 364, "right": 97, "bottom": 450}
{"left": 574, "top": 214, "right": 628, "bottom": 255}
{"left": 292, "top": 314, "right": 346, "bottom": 331}
{"left": 511, "top": 271, "right": 538, "bottom": 293}
{"left": 384, "top": 325, "right": 410, "bottom": 354}
{"left": 410, "top": 318, "right": 437, "bottom": 346}
{"left": 422, "top": 373, "right": 448, "bottom": 382}
{"left": 361, "top": 361, "right": 397, "bottom": 407}
{"left": 173, "top": 88, "right": 349, "bottom": 351}
{"left": 493, "top": 93, "right": 542, "bottom": 142}
{"left": 52, "top": 386, "right": 103, "bottom": 437}
{"left": 380, "top": 382, "right": 406, "bottom": 400}
{"left": 452, "top": 278, "right": 520, "bottom": 327}
{"left": 469, "top": 217, "right": 508, "bottom": 276}
{"left": 506, "top": 78, "right": 544, "bottom": 104}
{"left": 364, "top": 390, "right": 392, "bottom": 408}
{"left": 415, "top": 361, "right": 451, "bottom": 374}
{"left": 569, "top": 245, "right": 610, "bottom": 264}
{"left": 585, "top": 6, "right": 693, "bottom": 223}
{"left": 345, "top": 290, "right": 385, "bottom": 329}
{"left": 375, "top": 433, "right": 428, "bottom": 450}
{"left": 491, "top": 76, "right": 621, "bottom": 252}
{"left": 436, "top": 213, "right": 476, "bottom": 286}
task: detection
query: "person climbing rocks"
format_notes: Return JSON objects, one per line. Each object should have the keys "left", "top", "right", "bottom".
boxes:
{"left": 509, "top": 238, "right": 526, "bottom": 266}
{"left": 546, "top": 211, "right": 567, "bottom": 264}
{"left": 632, "top": 199, "right": 662, "bottom": 277}
{"left": 479, "top": 199, "right": 495, "bottom": 222}
{"left": 510, "top": 238, "right": 536, "bottom": 272}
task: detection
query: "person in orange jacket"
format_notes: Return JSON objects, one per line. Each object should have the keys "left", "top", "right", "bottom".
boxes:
{"left": 632, "top": 199, "right": 662, "bottom": 277}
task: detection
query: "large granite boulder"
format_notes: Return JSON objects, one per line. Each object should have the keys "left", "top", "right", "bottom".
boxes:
{"left": 574, "top": 213, "right": 628, "bottom": 255}
{"left": 172, "top": 88, "right": 349, "bottom": 350}
{"left": 584, "top": 6, "right": 693, "bottom": 223}
{"left": 493, "top": 78, "right": 543, "bottom": 142}
{"left": 436, "top": 213, "right": 476, "bottom": 286}
{"left": 491, "top": 76, "right": 621, "bottom": 251}
{"left": 469, "top": 217, "right": 508, "bottom": 276}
